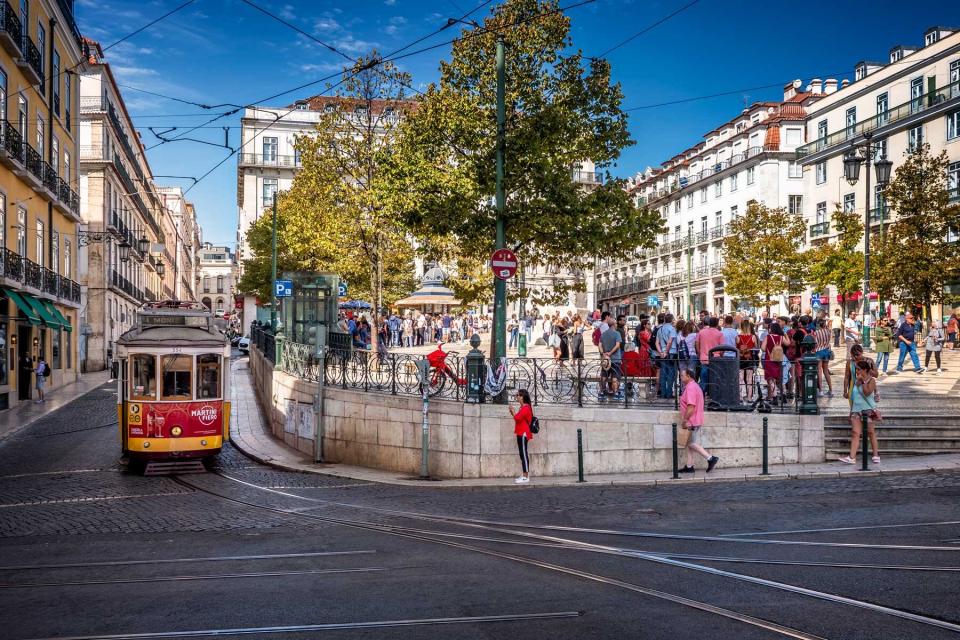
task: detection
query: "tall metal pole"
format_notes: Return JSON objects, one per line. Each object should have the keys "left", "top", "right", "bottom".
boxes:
{"left": 270, "top": 197, "right": 278, "bottom": 331}
{"left": 493, "top": 38, "right": 507, "bottom": 367}
{"left": 862, "top": 135, "right": 872, "bottom": 349}
{"left": 686, "top": 228, "right": 692, "bottom": 320}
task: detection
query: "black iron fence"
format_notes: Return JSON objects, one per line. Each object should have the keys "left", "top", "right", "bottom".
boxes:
{"left": 251, "top": 325, "right": 276, "bottom": 364}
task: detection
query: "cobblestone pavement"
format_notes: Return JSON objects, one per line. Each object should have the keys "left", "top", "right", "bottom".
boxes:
{"left": 3, "top": 384, "right": 960, "bottom": 639}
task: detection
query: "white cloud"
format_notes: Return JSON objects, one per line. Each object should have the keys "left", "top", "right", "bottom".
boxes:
{"left": 334, "top": 35, "right": 379, "bottom": 55}
{"left": 384, "top": 0, "right": 396, "bottom": 5}
{"left": 389, "top": 16, "right": 407, "bottom": 25}
{"left": 279, "top": 4, "right": 296, "bottom": 20}
{"left": 384, "top": 25, "right": 398, "bottom": 35}
{"left": 299, "top": 61, "right": 348, "bottom": 74}
{"left": 314, "top": 17, "right": 341, "bottom": 33}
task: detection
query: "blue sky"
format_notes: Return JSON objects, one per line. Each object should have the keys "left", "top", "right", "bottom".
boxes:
{"left": 75, "top": 0, "right": 960, "bottom": 247}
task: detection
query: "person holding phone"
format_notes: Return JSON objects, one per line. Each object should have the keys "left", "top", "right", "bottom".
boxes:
{"left": 509, "top": 389, "right": 534, "bottom": 484}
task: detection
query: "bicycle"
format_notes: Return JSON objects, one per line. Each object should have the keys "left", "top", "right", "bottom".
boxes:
{"left": 424, "top": 346, "right": 465, "bottom": 397}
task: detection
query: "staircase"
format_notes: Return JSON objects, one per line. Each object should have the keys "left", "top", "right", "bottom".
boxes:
{"left": 825, "top": 414, "right": 960, "bottom": 459}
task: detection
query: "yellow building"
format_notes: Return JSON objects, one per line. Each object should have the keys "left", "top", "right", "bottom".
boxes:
{"left": 0, "top": 0, "right": 82, "bottom": 408}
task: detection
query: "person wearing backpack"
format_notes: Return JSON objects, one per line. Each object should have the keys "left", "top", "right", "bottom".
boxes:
{"left": 509, "top": 388, "right": 535, "bottom": 484}
{"left": 34, "top": 357, "right": 49, "bottom": 403}
{"left": 762, "top": 323, "right": 791, "bottom": 403}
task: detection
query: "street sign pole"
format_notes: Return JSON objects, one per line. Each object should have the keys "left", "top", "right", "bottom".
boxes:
{"left": 270, "top": 197, "right": 278, "bottom": 332}
{"left": 493, "top": 38, "right": 507, "bottom": 373}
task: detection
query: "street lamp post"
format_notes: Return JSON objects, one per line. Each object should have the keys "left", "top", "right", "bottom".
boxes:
{"left": 843, "top": 132, "right": 893, "bottom": 349}
{"left": 492, "top": 38, "right": 507, "bottom": 374}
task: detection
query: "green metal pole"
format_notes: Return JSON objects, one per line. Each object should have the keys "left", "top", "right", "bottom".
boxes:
{"left": 493, "top": 38, "right": 507, "bottom": 371}
{"left": 862, "top": 136, "right": 872, "bottom": 349}
{"left": 686, "top": 229, "right": 692, "bottom": 320}
{"left": 270, "top": 197, "right": 278, "bottom": 332}
{"left": 576, "top": 428, "right": 584, "bottom": 482}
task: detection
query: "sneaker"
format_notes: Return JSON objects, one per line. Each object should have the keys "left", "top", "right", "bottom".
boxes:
{"left": 936, "top": 368, "right": 943, "bottom": 374}
{"left": 514, "top": 476, "right": 526, "bottom": 484}
{"left": 838, "top": 456, "right": 855, "bottom": 464}
{"left": 872, "top": 456, "right": 881, "bottom": 464}
{"left": 706, "top": 456, "right": 720, "bottom": 473}
{"left": 678, "top": 465, "right": 695, "bottom": 474}
{"left": 519, "top": 476, "right": 530, "bottom": 483}
{"left": 915, "top": 367, "right": 926, "bottom": 373}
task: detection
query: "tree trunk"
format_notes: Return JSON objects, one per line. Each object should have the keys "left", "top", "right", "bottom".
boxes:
{"left": 369, "top": 259, "right": 379, "bottom": 357}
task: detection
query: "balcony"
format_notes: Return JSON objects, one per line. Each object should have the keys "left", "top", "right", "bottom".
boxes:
{"left": 42, "top": 161, "right": 57, "bottom": 195}
{"left": 0, "top": 120, "right": 23, "bottom": 167}
{"left": 0, "top": 1, "right": 21, "bottom": 55}
{"left": 797, "top": 79, "right": 960, "bottom": 160}
{"left": 572, "top": 170, "right": 602, "bottom": 184}
{"left": 58, "top": 275, "right": 71, "bottom": 299}
{"left": 24, "top": 259, "right": 41, "bottom": 290}
{"left": 0, "top": 248, "right": 22, "bottom": 280}
{"left": 17, "top": 142, "right": 44, "bottom": 190}
{"left": 810, "top": 221, "right": 830, "bottom": 238}
{"left": 80, "top": 144, "right": 108, "bottom": 161}
{"left": 42, "top": 268, "right": 58, "bottom": 295}
{"left": 79, "top": 95, "right": 107, "bottom": 112}
{"left": 869, "top": 205, "right": 890, "bottom": 224}
{"left": 949, "top": 186, "right": 960, "bottom": 204}
{"left": 239, "top": 153, "right": 299, "bottom": 168}
{"left": 16, "top": 34, "right": 43, "bottom": 85}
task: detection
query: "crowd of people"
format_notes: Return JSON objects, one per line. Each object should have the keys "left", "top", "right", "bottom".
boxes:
{"left": 337, "top": 310, "right": 492, "bottom": 351}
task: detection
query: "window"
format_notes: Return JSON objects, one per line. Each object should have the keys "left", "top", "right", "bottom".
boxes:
{"left": 686, "top": 193, "right": 693, "bottom": 209}
{"left": 817, "top": 119, "right": 827, "bottom": 142}
{"left": 17, "top": 94, "right": 27, "bottom": 132}
{"left": 843, "top": 193, "right": 855, "bottom": 213}
{"left": 64, "top": 72, "right": 71, "bottom": 129}
{"left": 161, "top": 354, "right": 193, "bottom": 400}
{"left": 51, "top": 136, "right": 58, "bottom": 173}
{"left": 788, "top": 195, "right": 803, "bottom": 215}
{"left": 730, "top": 172, "right": 738, "bottom": 191}
{"left": 925, "top": 31, "right": 939, "bottom": 46}
{"left": 876, "top": 92, "right": 889, "bottom": 126}
{"left": 784, "top": 127, "right": 802, "bottom": 147}
{"left": 16, "top": 207, "right": 25, "bottom": 256}
{"left": 948, "top": 161, "right": 960, "bottom": 199}
{"left": 52, "top": 50, "right": 60, "bottom": 114}
{"left": 788, "top": 161, "right": 802, "bottom": 178}
{"left": 294, "top": 147, "right": 301, "bottom": 166}
{"left": 262, "top": 136, "right": 278, "bottom": 162}
{"left": 908, "top": 125, "right": 923, "bottom": 151}
{"left": 855, "top": 65, "right": 865, "bottom": 82}
{"left": 700, "top": 216, "right": 707, "bottom": 233}
{"left": 699, "top": 187, "right": 707, "bottom": 203}
{"left": 262, "top": 177, "right": 278, "bottom": 206}
{"left": 130, "top": 354, "right": 157, "bottom": 400}
{"left": 715, "top": 211, "right": 722, "bottom": 228}
{"left": 845, "top": 107, "right": 856, "bottom": 139}
{"left": 216, "top": 275, "right": 224, "bottom": 293}
{"left": 36, "top": 23, "right": 44, "bottom": 85}
{"left": 815, "top": 161, "right": 826, "bottom": 184}
{"left": 52, "top": 329, "right": 61, "bottom": 369}
{"left": 35, "top": 219, "right": 43, "bottom": 267}
{"left": 873, "top": 139, "right": 887, "bottom": 163}
{"left": 816, "top": 202, "right": 827, "bottom": 224}
{"left": 952, "top": 60, "right": 960, "bottom": 98}
{"left": 674, "top": 199, "right": 680, "bottom": 213}
{"left": 910, "top": 77, "right": 924, "bottom": 113}
{"left": 64, "top": 239, "right": 71, "bottom": 278}
{"left": 196, "top": 354, "right": 221, "bottom": 399}
{"left": 63, "top": 150, "right": 70, "bottom": 183}
{"left": 948, "top": 110, "right": 960, "bottom": 140}
{"left": 0, "top": 68, "right": 6, "bottom": 125}
{"left": 51, "top": 231, "right": 59, "bottom": 274}
{"left": 746, "top": 166, "right": 755, "bottom": 184}
{"left": 36, "top": 116, "right": 43, "bottom": 151}
{"left": 730, "top": 205, "right": 738, "bottom": 219}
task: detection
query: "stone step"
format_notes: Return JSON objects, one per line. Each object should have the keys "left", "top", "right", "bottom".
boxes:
{"left": 826, "top": 428, "right": 960, "bottom": 439}
{"left": 826, "top": 435, "right": 960, "bottom": 447}
{"left": 824, "top": 415, "right": 960, "bottom": 427}
{"left": 826, "top": 447, "right": 960, "bottom": 458}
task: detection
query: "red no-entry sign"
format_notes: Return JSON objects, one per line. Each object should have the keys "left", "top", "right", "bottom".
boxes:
{"left": 490, "top": 248, "right": 518, "bottom": 280}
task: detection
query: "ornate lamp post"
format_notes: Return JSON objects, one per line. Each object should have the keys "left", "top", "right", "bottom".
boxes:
{"left": 842, "top": 132, "right": 893, "bottom": 348}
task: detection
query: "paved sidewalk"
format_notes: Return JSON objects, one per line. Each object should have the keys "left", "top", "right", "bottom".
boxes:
{"left": 229, "top": 358, "right": 960, "bottom": 488}
{"left": 0, "top": 370, "right": 113, "bottom": 441}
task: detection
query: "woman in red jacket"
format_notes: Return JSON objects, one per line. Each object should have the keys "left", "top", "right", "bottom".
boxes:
{"left": 509, "top": 388, "right": 533, "bottom": 484}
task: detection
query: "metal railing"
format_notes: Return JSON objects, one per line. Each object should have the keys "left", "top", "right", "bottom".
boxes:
{"left": 809, "top": 221, "right": 830, "bottom": 238}
{"left": 572, "top": 170, "right": 602, "bottom": 184}
{"left": 19, "top": 35, "right": 43, "bottom": 84}
{"left": 797, "top": 79, "right": 960, "bottom": 159}
{"left": 239, "top": 153, "right": 300, "bottom": 168}
{"left": 79, "top": 95, "right": 107, "bottom": 112}
{"left": 0, "top": 2, "right": 22, "bottom": 50}
{"left": 1, "top": 120, "right": 22, "bottom": 160}
{"left": 42, "top": 268, "right": 57, "bottom": 295}
{"left": 24, "top": 258, "right": 41, "bottom": 289}
{"left": 24, "top": 143, "right": 43, "bottom": 182}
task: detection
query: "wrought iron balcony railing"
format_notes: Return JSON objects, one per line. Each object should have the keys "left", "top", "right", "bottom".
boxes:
{"left": 810, "top": 221, "right": 830, "bottom": 238}
{"left": 24, "top": 258, "right": 42, "bottom": 289}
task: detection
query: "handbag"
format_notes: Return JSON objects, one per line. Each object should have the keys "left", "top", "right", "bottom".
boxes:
{"left": 677, "top": 425, "right": 690, "bottom": 447}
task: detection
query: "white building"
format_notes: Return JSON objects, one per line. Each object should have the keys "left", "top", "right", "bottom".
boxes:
{"left": 197, "top": 243, "right": 237, "bottom": 316}
{"left": 797, "top": 26, "right": 960, "bottom": 319}
{"left": 597, "top": 83, "right": 822, "bottom": 317}
{"left": 156, "top": 186, "right": 200, "bottom": 302}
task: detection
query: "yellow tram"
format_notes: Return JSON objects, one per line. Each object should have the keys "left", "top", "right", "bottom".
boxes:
{"left": 115, "top": 301, "right": 231, "bottom": 461}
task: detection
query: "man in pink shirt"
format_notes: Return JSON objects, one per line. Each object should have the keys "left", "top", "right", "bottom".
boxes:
{"left": 694, "top": 316, "right": 724, "bottom": 394}
{"left": 678, "top": 368, "right": 719, "bottom": 474}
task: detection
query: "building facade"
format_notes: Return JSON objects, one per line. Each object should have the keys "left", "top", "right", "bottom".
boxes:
{"left": 797, "top": 26, "right": 960, "bottom": 319}
{"left": 596, "top": 84, "right": 821, "bottom": 318}
{"left": 157, "top": 186, "right": 200, "bottom": 302}
{"left": 77, "top": 40, "right": 166, "bottom": 372}
{"left": 197, "top": 242, "right": 236, "bottom": 315}
{"left": 0, "top": 0, "right": 83, "bottom": 408}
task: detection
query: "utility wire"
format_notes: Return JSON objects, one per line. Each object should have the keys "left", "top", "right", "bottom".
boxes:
{"left": 594, "top": 0, "right": 700, "bottom": 59}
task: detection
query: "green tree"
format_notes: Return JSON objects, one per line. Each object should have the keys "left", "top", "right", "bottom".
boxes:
{"left": 721, "top": 201, "right": 806, "bottom": 313}
{"left": 237, "top": 55, "right": 416, "bottom": 319}
{"left": 872, "top": 143, "right": 960, "bottom": 321}
{"left": 385, "top": 0, "right": 662, "bottom": 306}
{"left": 805, "top": 204, "right": 864, "bottom": 311}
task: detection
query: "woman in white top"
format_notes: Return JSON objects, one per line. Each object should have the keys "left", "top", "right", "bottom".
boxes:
{"left": 402, "top": 316, "right": 413, "bottom": 347}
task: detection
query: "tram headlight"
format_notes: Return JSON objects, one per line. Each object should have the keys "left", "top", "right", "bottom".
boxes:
{"left": 171, "top": 426, "right": 183, "bottom": 437}
{"left": 143, "top": 442, "right": 150, "bottom": 448}
{"left": 200, "top": 440, "right": 208, "bottom": 446}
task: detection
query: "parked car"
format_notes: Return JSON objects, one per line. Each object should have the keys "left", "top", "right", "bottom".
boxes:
{"left": 230, "top": 335, "right": 242, "bottom": 348}
{"left": 625, "top": 315, "right": 640, "bottom": 330}
{"left": 238, "top": 337, "right": 250, "bottom": 354}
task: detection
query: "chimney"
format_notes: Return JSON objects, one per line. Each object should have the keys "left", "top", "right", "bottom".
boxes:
{"left": 824, "top": 79, "right": 838, "bottom": 94}
{"left": 841, "top": 78, "right": 850, "bottom": 88}
{"left": 810, "top": 78, "right": 823, "bottom": 94}
{"left": 783, "top": 82, "right": 796, "bottom": 101}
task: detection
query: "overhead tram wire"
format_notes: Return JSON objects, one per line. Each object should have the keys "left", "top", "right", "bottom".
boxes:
{"left": 179, "top": 0, "right": 596, "bottom": 195}
{"left": 593, "top": 0, "right": 701, "bottom": 59}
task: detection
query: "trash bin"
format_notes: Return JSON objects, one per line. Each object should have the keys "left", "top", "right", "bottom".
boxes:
{"left": 706, "top": 345, "right": 740, "bottom": 409}
{"left": 518, "top": 332, "right": 527, "bottom": 357}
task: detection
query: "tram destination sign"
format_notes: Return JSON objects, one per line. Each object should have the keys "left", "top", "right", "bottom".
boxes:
{"left": 141, "top": 314, "right": 210, "bottom": 328}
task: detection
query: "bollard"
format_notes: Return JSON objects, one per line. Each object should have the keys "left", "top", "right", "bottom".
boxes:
{"left": 761, "top": 417, "right": 769, "bottom": 475}
{"left": 671, "top": 422, "right": 679, "bottom": 479}
{"left": 577, "top": 428, "right": 584, "bottom": 483}
{"left": 861, "top": 412, "right": 869, "bottom": 471}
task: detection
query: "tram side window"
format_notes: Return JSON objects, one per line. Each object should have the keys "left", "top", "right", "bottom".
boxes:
{"left": 130, "top": 354, "right": 156, "bottom": 401}
{"left": 197, "top": 354, "right": 221, "bottom": 399}
{"left": 161, "top": 355, "right": 193, "bottom": 400}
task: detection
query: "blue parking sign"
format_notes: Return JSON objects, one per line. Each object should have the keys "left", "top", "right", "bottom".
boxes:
{"left": 338, "top": 282, "right": 348, "bottom": 297}
{"left": 647, "top": 295, "right": 659, "bottom": 307}
{"left": 275, "top": 279, "right": 293, "bottom": 298}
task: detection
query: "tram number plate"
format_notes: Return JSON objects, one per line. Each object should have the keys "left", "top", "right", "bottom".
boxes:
{"left": 128, "top": 403, "right": 142, "bottom": 425}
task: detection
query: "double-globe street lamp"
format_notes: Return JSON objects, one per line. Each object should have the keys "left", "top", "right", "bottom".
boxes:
{"left": 842, "top": 131, "right": 893, "bottom": 348}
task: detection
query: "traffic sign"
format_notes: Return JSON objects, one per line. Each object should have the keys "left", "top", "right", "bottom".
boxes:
{"left": 647, "top": 295, "right": 660, "bottom": 308}
{"left": 338, "top": 281, "right": 348, "bottom": 297}
{"left": 275, "top": 279, "right": 293, "bottom": 298}
{"left": 490, "top": 248, "right": 518, "bottom": 280}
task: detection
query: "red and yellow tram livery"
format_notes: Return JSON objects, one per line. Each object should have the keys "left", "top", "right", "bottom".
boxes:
{"left": 116, "top": 301, "right": 231, "bottom": 460}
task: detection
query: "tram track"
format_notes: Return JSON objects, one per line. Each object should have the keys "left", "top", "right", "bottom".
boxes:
{"left": 0, "top": 550, "right": 376, "bottom": 572}
{"left": 173, "top": 471, "right": 960, "bottom": 639}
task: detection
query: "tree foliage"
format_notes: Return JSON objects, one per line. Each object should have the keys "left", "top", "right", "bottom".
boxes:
{"left": 237, "top": 55, "right": 416, "bottom": 312}
{"left": 385, "top": 0, "right": 662, "bottom": 306}
{"left": 721, "top": 201, "right": 806, "bottom": 312}
{"left": 871, "top": 143, "right": 960, "bottom": 319}
{"left": 805, "top": 204, "right": 864, "bottom": 305}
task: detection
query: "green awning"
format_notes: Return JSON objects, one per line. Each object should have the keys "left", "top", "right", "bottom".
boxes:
{"left": 22, "top": 294, "right": 62, "bottom": 330}
{"left": 41, "top": 300, "right": 72, "bottom": 332}
{"left": 5, "top": 289, "right": 42, "bottom": 325}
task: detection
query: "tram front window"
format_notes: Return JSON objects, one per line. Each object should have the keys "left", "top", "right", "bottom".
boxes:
{"left": 131, "top": 354, "right": 157, "bottom": 401}
{"left": 197, "top": 354, "right": 221, "bottom": 399}
{"left": 161, "top": 355, "right": 193, "bottom": 400}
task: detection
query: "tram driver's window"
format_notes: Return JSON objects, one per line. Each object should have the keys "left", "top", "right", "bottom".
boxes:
{"left": 161, "top": 354, "right": 193, "bottom": 400}
{"left": 197, "top": 354, "right": 221, "bottom": 399}
{"left": 131, "top": 354, "right": 156, "bottom": 400}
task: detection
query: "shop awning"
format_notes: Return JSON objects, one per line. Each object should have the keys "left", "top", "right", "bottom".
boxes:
{"left": 5, "top": 289, "right": 42, "bottom": 325}
{"left": 41, "top": 300, "right": 72, "bottom": 332}
{"left": 22, "top": 294, "right": 63, "bottom": 329}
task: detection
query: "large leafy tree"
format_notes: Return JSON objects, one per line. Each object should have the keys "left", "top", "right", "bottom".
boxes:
{"left": 721, "top": 201, "right": 806, "bottom": 313}
{"left": 385, "top": 0, "right": 662, "bottom": 306}
{"left": 238, "top": 55, "right": 416, "bottom": 317}
{"left": 871, "top": 143, "right": 960, "bottom": 321}
{"left": 805, "top": 204, "right": 864, "bottom": 311}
